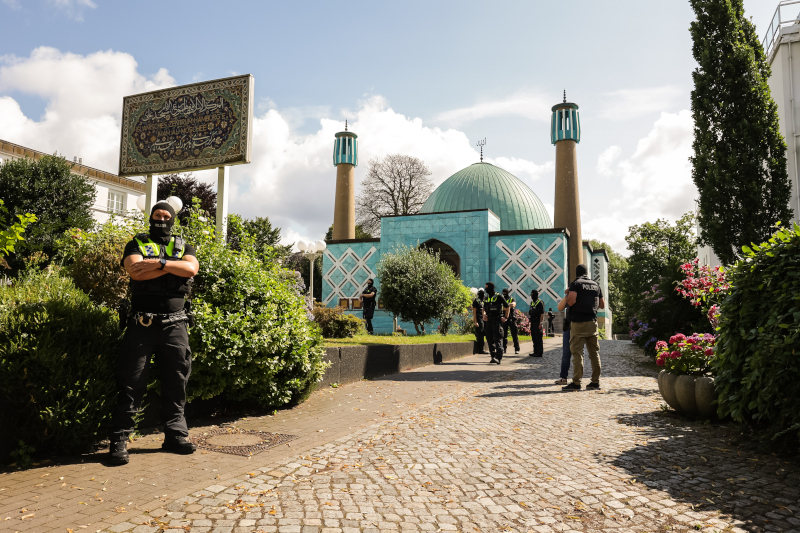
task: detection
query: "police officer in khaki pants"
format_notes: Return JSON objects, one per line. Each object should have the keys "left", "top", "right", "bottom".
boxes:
{"left": 561, "top": 264, "right": 605, "bottom": 391}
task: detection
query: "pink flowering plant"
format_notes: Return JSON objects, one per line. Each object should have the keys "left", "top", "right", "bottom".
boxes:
{"left": 655, "top": 332, "right": 716, "bottom": 375}
{"left": 675, "top": 258, "right": 729, "bottom": 309}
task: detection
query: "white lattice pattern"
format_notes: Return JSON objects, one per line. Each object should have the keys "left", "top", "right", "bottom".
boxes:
{"left": 323, "top": 246, "right": 377, "bottom": 305}
{"left": 495, "top": 238, "right": 564, "bottom": 305}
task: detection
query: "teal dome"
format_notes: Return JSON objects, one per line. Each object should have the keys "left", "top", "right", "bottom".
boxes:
{"left": 420, "top": 162, "right": 551, "bottom": 231}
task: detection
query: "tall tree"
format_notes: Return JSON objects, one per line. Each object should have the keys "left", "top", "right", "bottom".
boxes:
{"left": 0, "top": 155, "right": 95, "bottom": 271}
{"left": 355, "top": 154, "right": 434, "bottom": 236}
{"left": 690, "top": 0, "right": 793, "bottom": 265}
{"left": 157, "top": 173, "right": 216, "bottom": 222}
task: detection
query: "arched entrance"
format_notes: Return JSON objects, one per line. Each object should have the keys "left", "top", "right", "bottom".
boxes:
{"left": 419, "top": 239, "right": 461, "bottom": 278}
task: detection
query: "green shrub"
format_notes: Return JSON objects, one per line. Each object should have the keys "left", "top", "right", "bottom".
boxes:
{"left": 311, "top": 304, "right": 364, "bottom": 338}
{"left": 181, "top": 209, "right": 327, "bottom": 407}
{"left": 713, "top": 223, "right": 800, "bottom": 449}
{"left": 0, "top": 269, "right": 120, "bottom": 459}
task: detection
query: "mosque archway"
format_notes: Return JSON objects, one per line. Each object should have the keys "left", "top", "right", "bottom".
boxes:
{"left": 419, "top": 239, "right": 460, "bottom": 278}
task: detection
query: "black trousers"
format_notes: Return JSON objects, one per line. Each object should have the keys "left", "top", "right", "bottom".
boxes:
{"left": 503, "top": 318, "right": 520, "bottom": 352}
{"left": 363, "top": 307, "right": 374, "bottom": 333}
{"left": 532, "top": 323, "right": 544, "bottom": 355}
{"left": 474, "top": 320, "right": 486, "bottom": 352}
{"left": 111, "top": 319, "right": 192, "bottom": 442}
{"left": 485, "top": 317, "right": 504, "bottom": 360}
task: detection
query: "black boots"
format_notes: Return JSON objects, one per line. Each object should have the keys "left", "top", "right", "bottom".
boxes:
{"left": 162, "top": 435, "right": 197, "bottom": 455}
{"left": 109, "top": 440, "right": 129, "bottom": 465}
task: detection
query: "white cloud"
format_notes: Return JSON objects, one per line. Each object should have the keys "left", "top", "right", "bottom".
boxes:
{"left": 596, "top": 146, "right": 621, "bottom": 177}
{"left": 582, "top": 110, "right": 696, "bottom": 255}
{"left": 435, "top": 92, "right": 551, "bottom": 125}
{"left": 0, "top": 48, "right": 554, "bottom": 245}
{"left": 598, "top": 86, "right": 685, "bottom": 120}
{"left": 47, "top": 0, "right": 97, "bottom": 20}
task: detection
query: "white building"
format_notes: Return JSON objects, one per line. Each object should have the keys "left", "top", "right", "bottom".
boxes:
{"left": 0, "top": 138, "right": 145, "bottom": 224}
{"left": 699, "top": 2, "right": 800, "bottom": 267}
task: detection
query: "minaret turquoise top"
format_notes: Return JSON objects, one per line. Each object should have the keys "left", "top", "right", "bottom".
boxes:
{"left": 333, "top": 127, "right": 358, "bottom": 166}
{"left": 551, "top": 102, "right": 580, "bottom": 145}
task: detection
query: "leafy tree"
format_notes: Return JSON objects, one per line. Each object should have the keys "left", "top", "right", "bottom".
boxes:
{"left": 227, "top": 215, "right": 291, "bottom": 262}
{"left": 157, "top": 173, "right": 216, "bottom": 222}
{"left": 0, "top": 155, "right": 95, "bottom": 271}
{"left": 0, "top": 199, "right": 36, "bottom": 261}
{"left": 376, "top": 244, "right": 465, "bottom": 335}
{"left": 356, "top": 154, "right": 434, "bottom": 236}
{"left": 437, "top": 283, "right": 473, "bottom": 335}
{"left": 587, "top": 239, "right": 629, "bottom": 332}
{"left": 690, "top": 0, "right": 793, "bottom": 265}
{"left": 324, "top": 223, "right": 373, "bottom": 241}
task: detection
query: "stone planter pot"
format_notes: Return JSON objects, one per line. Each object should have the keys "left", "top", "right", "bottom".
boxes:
{"left": 657, "top": 370, "right": 716, "bottom": 418}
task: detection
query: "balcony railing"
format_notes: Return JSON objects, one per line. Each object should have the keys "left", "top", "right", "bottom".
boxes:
{"left": 764, "top": 1, "right": 800, "bottom": 59}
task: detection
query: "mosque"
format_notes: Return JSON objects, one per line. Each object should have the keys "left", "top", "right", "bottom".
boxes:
{"left": 321, "top": 96, "right": 611, "bottom": 335}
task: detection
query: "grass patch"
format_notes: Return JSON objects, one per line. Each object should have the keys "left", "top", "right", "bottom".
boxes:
{"left": 324, "top": 333, "right": 533, "bottom": 347}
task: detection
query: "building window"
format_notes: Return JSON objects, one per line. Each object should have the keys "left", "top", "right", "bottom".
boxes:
{"left": 108, "top": 191, "right": 124, "bottom": 213}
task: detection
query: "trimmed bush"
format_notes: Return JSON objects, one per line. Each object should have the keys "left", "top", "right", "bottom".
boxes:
{"left": 182, "top": 210, "right": 327, "bottom": 407}
{"left": 311, "top": 304, "right": 364, "bottom": 338}
{"left": 0, "top": 269, "right": 120, "bottom": 461}
{"left": 713, "top": 223, "right": 800, "bottom": 449}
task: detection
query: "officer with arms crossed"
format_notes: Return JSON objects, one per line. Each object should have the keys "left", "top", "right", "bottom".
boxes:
{"left": 482, "top": 282, "right": 509, "bottom": 364}
{"left": 361, "top": 279, "right": 377, "bottom": 334}
{"left": 562, "top": 264, "right": 605, "bottom": 391}
{"left": 472, "top": 289, "right": 488, "bottom": 354}
{"left": 109, "top": 201, "right": 200, "bottom": 465}
{"left": 501, "top": 288, "right": 520, "bottom": 354}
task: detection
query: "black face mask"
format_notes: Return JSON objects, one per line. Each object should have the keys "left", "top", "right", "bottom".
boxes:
{"left": 149, "top": 216, "right": 174, "bottom": 244}
{"left": 485, "top": 286, "right": 495, "bottom": 296}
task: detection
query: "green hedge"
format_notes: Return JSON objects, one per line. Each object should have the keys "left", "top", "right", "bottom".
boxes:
{"left": 0, "top": 270, "right": 120, "bottom": 461}
{"left": 713, "top": 223, "right": 800, "bottom": 448}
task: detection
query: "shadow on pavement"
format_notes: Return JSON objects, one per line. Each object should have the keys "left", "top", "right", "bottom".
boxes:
{"left": 607, "top": 411, "right": 800, "bottom": 531}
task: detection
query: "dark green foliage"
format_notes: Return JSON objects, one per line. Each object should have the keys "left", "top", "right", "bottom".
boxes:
{"left": 228, "top": 215, "right": 291, "bottom": 262}
{"left": 587, "top": 239, "right": 629, "bottom": 333}
{"left": 377, "top": 245, "right": 466, "bottom": 335}
{"left": 690, "top": 0, "right": 793, "bottom": 265}
{"left": 311, "top": 305, "right": 365, "bottom": 338}
{"left": 0, "top": 155, "right": 95, "bottom": 271}
{"left": 324, "top": 223, "right": 374, "bottom": 241}
{"left": 181, "top": 210, "right": 327, "bottom": 407}
{"left": 713, "top": 223, "right": 800, "bottom": 449}
{"left": 0, "top": 270, "right": 120, "bottom": 459}
{"left": 158, "top": 173, "right": 217, "bottom": 222}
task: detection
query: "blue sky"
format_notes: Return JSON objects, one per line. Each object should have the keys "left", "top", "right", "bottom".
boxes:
{"left": 0, "top": 0, "right": 781, "bottom": 252}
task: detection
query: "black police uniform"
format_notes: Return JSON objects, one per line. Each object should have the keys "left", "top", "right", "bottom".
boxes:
{"left": 529, "top": 298, "right": 545, "bottom": 356}
{"left": 502, "top": 295, "right": 520, "bottom": 353}
{"left": 111, "top": 236, "right": 196, "bottom": 444}
{"left": 568, "top": 274, "right": 604, "bottom": 385}
{"left": 483, "top": 292, "right": 508, "bottom": 362}
{"left": 472, "top": 296, "right": 486, "bottom": 353}
{"left": 362, "top": 283, "right": 377, "bottom": 334}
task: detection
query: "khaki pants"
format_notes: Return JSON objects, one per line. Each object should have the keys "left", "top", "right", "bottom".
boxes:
{"left": 569, "top": 320, "right": 601, "bottom": 384}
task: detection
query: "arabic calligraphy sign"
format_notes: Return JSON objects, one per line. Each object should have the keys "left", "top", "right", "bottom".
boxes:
{"left": 118, "top": 74, "right": 253, "bottom": 177}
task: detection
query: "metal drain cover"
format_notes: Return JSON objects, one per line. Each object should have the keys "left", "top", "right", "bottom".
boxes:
{"left": 192, "top": 428, "right": 297, "bottom": 456}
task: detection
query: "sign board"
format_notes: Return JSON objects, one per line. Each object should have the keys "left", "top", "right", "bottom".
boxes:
{"left": 118, "top": 74, "right": 254, "bottom": 177}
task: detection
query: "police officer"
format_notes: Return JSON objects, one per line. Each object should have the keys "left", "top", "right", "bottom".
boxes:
{"left": 472, "top": 289, "right": 488, "bottom": 354}
{"left": 109, "top": 201, "right": 200, "bottom": 466}
{"left": 482, "top": 281, "right": 509, "bottom": 364}
{"left": 562, "top": 264, "right": 605, "bottom": 391}
{"left": 529, "top": 290, "right": 545, "bottom": 357}
{"left": 361, "top": 278, "right": 377, "bottom": 334}
{"left": 501, "top": 288, "right": 520, "bottom": 354}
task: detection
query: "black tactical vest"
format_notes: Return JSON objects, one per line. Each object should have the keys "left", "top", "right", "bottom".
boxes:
{"left": 570, "top": 276, "right": 601, "bottom": 317}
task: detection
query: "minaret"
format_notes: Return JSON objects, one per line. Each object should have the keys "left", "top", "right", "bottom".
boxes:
{"left": 551, "top": 91, "right": 582, "bottom": 281}
{"left": 332, "top": 121, "right": 358, "bottom": 240}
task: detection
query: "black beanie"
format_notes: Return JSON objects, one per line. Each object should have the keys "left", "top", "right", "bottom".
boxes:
{"left": 151, "top": 201, "right": 176, "bottom": 218}
{"left": 576, "top": 264, "right": 588, "bottom": 277}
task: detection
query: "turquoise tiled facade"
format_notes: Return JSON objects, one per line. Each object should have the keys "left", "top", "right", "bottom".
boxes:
{"left": 322, "top": 208, "right": 580, "bottom": 334}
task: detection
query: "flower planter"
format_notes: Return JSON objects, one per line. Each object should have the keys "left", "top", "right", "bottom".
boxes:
{"left": 657, "top": 370, "right": 715, "bottom": 418}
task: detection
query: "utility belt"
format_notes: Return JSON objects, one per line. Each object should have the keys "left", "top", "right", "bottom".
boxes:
{"left": 118, "top": 299, "right": 195, "bottom": 329}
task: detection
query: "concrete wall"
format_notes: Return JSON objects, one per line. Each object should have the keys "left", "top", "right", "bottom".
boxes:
{"left": 317, "top": 341, "right": 476, "bottom": 387}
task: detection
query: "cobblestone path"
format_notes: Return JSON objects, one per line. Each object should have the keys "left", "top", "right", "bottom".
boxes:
{"left": 92, "top": 342, "right": 799, "bottom": 533}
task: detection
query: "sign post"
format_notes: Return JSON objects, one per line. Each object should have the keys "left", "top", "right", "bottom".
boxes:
{"left": 118, "top": 74, "right": 254, "bottom": 240}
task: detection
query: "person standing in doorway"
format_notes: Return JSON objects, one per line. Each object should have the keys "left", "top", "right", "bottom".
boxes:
{"left": 361, "top": 278, "right": 377, "bottom": 334}
{"left": 501, "top": 288, "right": 520, "bottom": 354}
{"left": 554, "top": 290, "right": 572, "bottom": 385}
{"left": 483, "top": 282, "right": 509, "bottom": 364}
{"left": 528, "top": 290, "right": 545, "bottom": 357}
{"left": 472, "top": 288, "right": 488, "bottom": 354}
{"left": 562, "top": 264, "right": 604, "bottom": 391}
{"left": 110, "top": 201, "right": 199, "bottom": 466}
